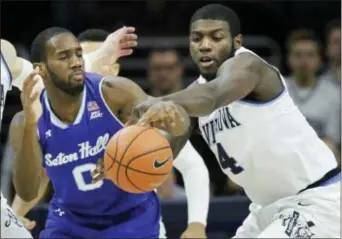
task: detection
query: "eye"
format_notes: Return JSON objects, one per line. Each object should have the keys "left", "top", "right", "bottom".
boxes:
{"left": 190, "top": 35, "right": 201, "bottom": 43}
{"left": 58, "top": 55, "right": 67, "bottom": 60}
{"left": 76, "top": 52, "right": 83, "bottom": 57}
{"left": 212, "top": 36, "right": 223, "bottom": 42}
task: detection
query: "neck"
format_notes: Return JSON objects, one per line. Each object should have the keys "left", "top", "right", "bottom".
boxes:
{"left": 45, "top": 86, "right": 84, "bottom": 124}
{"left": 151, "top": 83, "right": 183, "bottom": 97}
{"left": 293, "top": 74, "right": 317, "bottom": 88}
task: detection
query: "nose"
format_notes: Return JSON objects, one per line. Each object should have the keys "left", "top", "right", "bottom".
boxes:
{"left": 70, "top": 55, "right": 83, "bottom": 69}
{"left": 199, "top": 38, "right": 212, "bottom": 53}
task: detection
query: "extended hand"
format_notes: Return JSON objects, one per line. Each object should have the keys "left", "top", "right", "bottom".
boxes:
{"left": 18, "top": 216, "right": 36, "bottom": 231}
{"left": 128, "top": 99, "right": 190, "bottom": 137}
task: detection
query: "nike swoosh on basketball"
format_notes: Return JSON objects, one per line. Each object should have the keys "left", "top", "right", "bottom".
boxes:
{"left": 154, "top": 156, "right": 171, "bottom": 168}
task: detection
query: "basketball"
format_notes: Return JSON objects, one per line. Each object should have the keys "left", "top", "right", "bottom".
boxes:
{"left": 103, "top": 125, "right": 173, "bottom": 193}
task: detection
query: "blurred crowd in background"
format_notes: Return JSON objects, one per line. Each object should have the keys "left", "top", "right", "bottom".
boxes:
{"left": 1, "top": 1, "right": 341, "bottom": 205}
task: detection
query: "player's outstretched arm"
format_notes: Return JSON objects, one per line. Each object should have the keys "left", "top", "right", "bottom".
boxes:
{"left": 10, "top": 111, "right": 43, "bottom": 202}
{"left": 10, "top": 70, "right": 44, "bottom": 202}
{"left": 100, "top": 76, "right": 191, "bottom": 157}
{"left": 161, "top": 53, "right": 264, "bottom": 116}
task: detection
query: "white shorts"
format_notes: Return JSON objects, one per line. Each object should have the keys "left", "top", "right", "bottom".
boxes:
{"left": 1, "top": 197, "right": 32, "bottom": 238}
{"left": 233, "top": 183, "right": 340, "bottom": 238}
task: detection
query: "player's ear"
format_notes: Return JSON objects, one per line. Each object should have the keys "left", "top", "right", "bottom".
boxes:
{"left": 233, "top": 34, "right": 243, "bottom": 49}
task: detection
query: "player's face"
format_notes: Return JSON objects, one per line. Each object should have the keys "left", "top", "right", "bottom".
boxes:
{"left": 44, "top": 33, "right": 85, "bottom": 96}
{"left": 288, "top": 40, "right": 321, "bottom": 77}
{"left": 148, "top": 51, "right": 183, "bottom": 94}
{"left": 190, "top": 20, "right": 237, "bottom": 79}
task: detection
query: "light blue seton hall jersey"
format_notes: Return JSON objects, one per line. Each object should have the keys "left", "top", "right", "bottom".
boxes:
{"left": 37, "top": 73, "right": 154, "bottom": 224}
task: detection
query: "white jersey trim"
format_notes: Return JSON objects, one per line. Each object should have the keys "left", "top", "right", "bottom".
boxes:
{"left": 43, "top": 87, "right": 86, "bottom": 129}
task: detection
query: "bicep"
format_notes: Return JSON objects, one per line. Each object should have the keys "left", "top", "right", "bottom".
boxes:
{"left": 101, "top": 76, "right": 150, "bottom": 122}
{"left": 213, "top": 53, "right": 263, "bottom": 108}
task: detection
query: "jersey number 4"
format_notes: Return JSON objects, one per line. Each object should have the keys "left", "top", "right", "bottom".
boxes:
{"left": 217, "top": 143, "right": 244, "bottom": 174}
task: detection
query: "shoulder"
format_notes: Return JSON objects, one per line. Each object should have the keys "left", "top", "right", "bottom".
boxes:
{"left": 218, "top": 52, "right": 267, "bottom": 76}
{"left": 101, "top": 75, "right": 149, "bottom": 108}
{"left": 101, "top": 75, "right": 145, "bottom": 95}
{"left": 1, "top": 39, "right": 17, "bottom": 70}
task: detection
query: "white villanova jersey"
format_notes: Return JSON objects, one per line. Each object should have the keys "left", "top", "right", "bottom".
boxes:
{"left": 0, "top": 53, "right": 12, "bottom": 127}
{"left": 197, "top": 47, "right": 337, "bottom": 206}
{"left": 0, "top": 53, "right": 12, "bottom": 201}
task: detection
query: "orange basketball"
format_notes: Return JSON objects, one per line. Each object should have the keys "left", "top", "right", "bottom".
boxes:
{"left": 104, "top": 125, "right": 173, "bottom": 193}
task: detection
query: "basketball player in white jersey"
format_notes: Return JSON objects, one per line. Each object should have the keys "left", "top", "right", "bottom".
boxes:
{"left": 130, "top": 4, "right": 340, "bottom": 238}
{"left": 1, "top": 39, "right": 34, "bottom": 238}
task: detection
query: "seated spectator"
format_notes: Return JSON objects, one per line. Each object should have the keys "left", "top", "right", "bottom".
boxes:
{"left": 322, "top": 19, "right": 341, "bottom": 85}
{"left": 285, "top": 29, "right": 341, "bottom": 162}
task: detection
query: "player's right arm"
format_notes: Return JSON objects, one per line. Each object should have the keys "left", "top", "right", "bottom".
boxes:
{"left": 12, "top": 168, "right": 49, "bottom": 216}
{"left": 11, "top": 168, "right": 49, "bottom": 230}
{"left": 10, "top": 69, "right": 43, "bottom": 202}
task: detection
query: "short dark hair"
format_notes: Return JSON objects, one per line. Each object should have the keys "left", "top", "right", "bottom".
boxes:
{"left": 286, "top": 29, "right": 322, "bottom": 52}
{"left": 325, "top": 19, "right": 341, "bottom": 37}
{"left": 31, "top": 27, "right": 71, "bottom": 63}
{"left": 190, "top": 4, "right": 241, "bottom": 37}
{"left": 77, "top": 29, "right": 109, "bottom": 43}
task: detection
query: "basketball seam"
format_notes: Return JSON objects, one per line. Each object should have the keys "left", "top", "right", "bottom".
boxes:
{"left": 105, "top": 146, "right": 171, "bottom": 175}
{"left": 125, "top": 145, "right": 171, "bottom": 193}
{"left": 105, "top": 129, "right": 122, "bottom": 171}
{"left": 115, "top": 127, "right": 153, "bottom": 187}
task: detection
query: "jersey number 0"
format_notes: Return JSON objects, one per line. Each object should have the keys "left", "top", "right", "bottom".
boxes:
{"left": 217, "top": 143, "right": 244, "bottom": 174}
{"left": 72, "top": 163, "right": 103, "bottom": 191}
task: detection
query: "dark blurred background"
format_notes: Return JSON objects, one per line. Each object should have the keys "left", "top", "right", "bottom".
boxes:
{"left": 1, "top": 1, "right": 341, "bottom": 238}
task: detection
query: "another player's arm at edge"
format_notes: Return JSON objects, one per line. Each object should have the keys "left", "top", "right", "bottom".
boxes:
{"left": 9, "top": 112, "right": 47, "bottom": 202}
{"left": 162, "top": 53, "right": 266, "bottom": 116}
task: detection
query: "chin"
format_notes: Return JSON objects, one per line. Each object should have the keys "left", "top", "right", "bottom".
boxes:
{"left": 199, "top": 68, "right": 218, "bottom": 81}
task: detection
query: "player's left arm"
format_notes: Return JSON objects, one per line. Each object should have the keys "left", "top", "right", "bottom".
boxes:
{"left": 173, "top": 141, "right": 209, "bottom": 238}
{"left": 161, "top": 53, "right": 264, "bottom": 116}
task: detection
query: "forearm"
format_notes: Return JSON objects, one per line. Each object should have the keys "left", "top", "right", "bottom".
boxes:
{"left": 174, "top": 141, "right": 209, "bottom": 226}
{"left": 12, "top": 183, "right": 48, "bottom": 216}
{"left": 13, "top": 124, "right": 43, "bottom": 201}
{"left": 12, "top": 169, "right": 49, "bottom": 216}
{"left": 162, "top": 82, "right": 217, "bottom": 117}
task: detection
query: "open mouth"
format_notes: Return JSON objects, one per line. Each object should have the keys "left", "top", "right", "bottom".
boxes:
{"left": 199, "top": 56, "right": 214, "bottom": 67}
